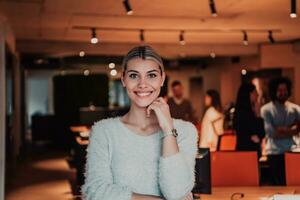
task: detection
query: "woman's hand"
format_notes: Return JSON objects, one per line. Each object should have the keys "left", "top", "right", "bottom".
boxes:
{"left": 147, "top": 97, "right": 173, "bottom": 133}
{"left": 181, "top": 192, "right": 194, "bottom": 200}
{"left": 250, "top": 135, "right": 260, "bottom": 143}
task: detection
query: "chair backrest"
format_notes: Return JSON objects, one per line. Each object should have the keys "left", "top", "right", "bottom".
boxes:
{"left": 285, "top": 152, "right": 300, "bottom": 186}
{"left": 211, "top": 151, "right": 259, "bottom": 186}
{"left": 218, "top": 134, "right": 237, "bottom": 151}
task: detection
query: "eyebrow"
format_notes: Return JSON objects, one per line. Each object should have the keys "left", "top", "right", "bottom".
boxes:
{"left": 126, "top": 70, "right": 139, "bottom": 74}
{"left": 126, "top": 69, "right": 160, "bottom": 74}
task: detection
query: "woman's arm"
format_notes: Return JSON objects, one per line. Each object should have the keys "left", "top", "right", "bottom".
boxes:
{"left": 147, "top": 98, "right": 198, "bottom": 200}
{"left": 159, "top": 123, "right": 198, "bottom": 200}
{"left": 132, "top": 193, "right": 163, "bottom": 200}
{"left": 82, "top": 122, "right": 132, "bottom": 200}
{"left": 211, "top": 115, "right": 224, "bottom": 136}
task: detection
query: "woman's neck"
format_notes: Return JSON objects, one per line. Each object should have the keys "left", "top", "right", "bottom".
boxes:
{"left": 122, "top": 104, "right": 159, "bottom": 132}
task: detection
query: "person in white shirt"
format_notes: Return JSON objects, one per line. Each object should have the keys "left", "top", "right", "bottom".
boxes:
{"left": 199, "top": 90, "right": 224, "bottom": 151}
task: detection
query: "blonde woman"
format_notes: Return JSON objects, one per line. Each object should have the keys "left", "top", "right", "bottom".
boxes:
{"left": 82, "top": 46, "right": 198, "bottom": 200}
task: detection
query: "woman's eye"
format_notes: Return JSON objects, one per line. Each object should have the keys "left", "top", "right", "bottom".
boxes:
{"left": 129, "top": 73, "right": 138, "bottom": 79}
{"left": 148, "top": 73, "right": 157, "bottom": 78}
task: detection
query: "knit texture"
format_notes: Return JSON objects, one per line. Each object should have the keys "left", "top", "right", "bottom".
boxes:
{"left": 82, "top": 117, "right": 198, "bottom": 200}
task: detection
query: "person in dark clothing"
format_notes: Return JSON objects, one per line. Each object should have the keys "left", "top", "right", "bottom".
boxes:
{"left": 233, "top": 83, "right": 265, "bottom": 152}
{"left": 168, "top": 80, "right": 196, "bottom": 123}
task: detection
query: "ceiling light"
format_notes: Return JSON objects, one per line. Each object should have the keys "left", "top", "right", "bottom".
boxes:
{"left": 290, "top": 0, "right": 297, "bottom": 18}
{"left": 209, "top": 0, "right": 218, "bottom": 17}
{"left": 241, "top": 69, "right": 247, "bottom": 75}
{"left": 84, "top": 69, "right": 90, "bottom": 76}
{"left": 108, "top": 63, "right": 115, "bottom": 69}
{"left": 90, "top": 28, "right": 98, "bottom": 44}
{"left": 242, "top": 31, "right": 248, "bottom": 46}
{"left": 123, "top": 0, "right": 133, "bottom": 15}
{"left": 79, "top": 51, "right": 85, "bottom": 57}
{"left": 179, "top": 31, "right": 186, "bottom": 45}
{"left": 268, "top": 31, "right": 275, "bottom": 44}
{"left": 210, "top": 52, "right": 216, "bottom": 58}
{"left": 110, "top": 69, "right": 117, "bottom": 76}
{"left": 140, "top": 29, "right": 145, "bottom": 43}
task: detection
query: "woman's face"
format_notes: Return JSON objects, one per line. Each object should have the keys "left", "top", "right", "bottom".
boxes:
{"left": 204, "top": 95, "right": 212, "bottom": 107}
{"left": 122, "top": 58, "right": 165, "bottom": 108}
{"left": 250, "top": 89, "right": 258, "bottom": 104}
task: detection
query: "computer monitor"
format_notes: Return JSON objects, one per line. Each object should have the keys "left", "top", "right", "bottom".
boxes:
{"left": 192, "top": 148, "right": 211, "bottom": 195}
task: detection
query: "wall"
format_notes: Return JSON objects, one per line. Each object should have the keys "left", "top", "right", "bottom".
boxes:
{"left": 25, "top": 65, "right": 122, "bottom": 126}
{"left": 167, "top": 65, "right": 222, "bottom": 119}
{"left": 260, "top": 43, "right": 300, "bottom": 105}
{"left": 207, "top": 56, "right": 261, "bottom": 107}
{"left": 0, "top": 18, "right": 16, "bottom": 200}
{"left": 0, "top": 21, "right": 6, "bottom": 200}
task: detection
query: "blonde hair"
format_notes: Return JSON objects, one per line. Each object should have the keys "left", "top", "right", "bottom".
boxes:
{"left": 122, "top": 45, "right": 164, "bottom": 75}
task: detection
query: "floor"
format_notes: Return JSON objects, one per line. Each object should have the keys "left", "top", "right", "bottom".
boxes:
{"left": 5, "top": 145, "right": 80, "bottom": 200}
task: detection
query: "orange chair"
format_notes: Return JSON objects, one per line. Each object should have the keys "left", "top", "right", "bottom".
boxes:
{"left": 218, "top": 132, "right": 237, "bottom": 151}
{"left": 211, "top": 151, "right": 259, "bottom": 186}
{"left": 285, "top": 152, "right": 300, "bottom": 186}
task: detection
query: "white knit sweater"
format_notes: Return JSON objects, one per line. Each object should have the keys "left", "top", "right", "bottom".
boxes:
{"left": 82, "top": 117, "right": 198, "bottom": 200}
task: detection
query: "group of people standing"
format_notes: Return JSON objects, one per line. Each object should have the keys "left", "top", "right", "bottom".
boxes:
{"left": 169, "top": 76, "right": 300, "bottom": 186}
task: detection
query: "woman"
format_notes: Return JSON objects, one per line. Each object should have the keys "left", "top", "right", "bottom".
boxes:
{"left": 199, "top": 90, "right": 224, "bottom": 151}
{"left": 233, "top": 82, "right": 265, "bottom": 152}
{"left": 82, "top": 46, "right": 198, "bottom": 200}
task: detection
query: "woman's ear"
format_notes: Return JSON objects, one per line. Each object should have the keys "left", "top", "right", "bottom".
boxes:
{"left": 161, "top": 72, "right": 166, "bottom": 87}
{"left": 121, "top": 75, "right": 126, "bottom": 87}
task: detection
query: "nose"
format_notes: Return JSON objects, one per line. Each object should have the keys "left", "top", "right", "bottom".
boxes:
{"left": 138, "top": 77, "right": 147, "bottom": 88}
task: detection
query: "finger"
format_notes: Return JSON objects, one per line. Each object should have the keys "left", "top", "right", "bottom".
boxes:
{"left": 156, "top": 97, "right": 166, "bottom": 104}
{"left": 188, "top": 193, "right": 194, "bottom": 200}
{"left": 147, "top": 102, "right": 160, "bottom": 117}
{"left": 146, "top": 104, "right": 153, "bottom": 117}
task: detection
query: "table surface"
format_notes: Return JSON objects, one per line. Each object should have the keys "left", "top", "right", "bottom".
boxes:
{"left": 194, "top": 186, "right": 300, "bottom": 200}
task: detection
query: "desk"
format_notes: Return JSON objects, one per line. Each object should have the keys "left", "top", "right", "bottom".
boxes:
{"left": 195, "top": 186, "right": 300, "bottom": 200}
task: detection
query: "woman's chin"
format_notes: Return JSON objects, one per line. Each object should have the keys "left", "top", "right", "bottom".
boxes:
{"left": 132, "top": 99, "right": 155, "bottom": 108}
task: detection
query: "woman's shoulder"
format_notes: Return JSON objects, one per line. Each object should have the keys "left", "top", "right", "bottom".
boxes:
{"left": 90, "top": 117, "right": 120, "bottom": 138}
{"left": 92, "top": 117, "right": 119, "bottom": 128}
{"left": 205, "top": 106, "right": 223, "bottom": 119}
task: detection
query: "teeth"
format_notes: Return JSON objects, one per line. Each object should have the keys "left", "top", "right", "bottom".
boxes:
{"left": 136, "top": 92, "right": 151, "bottom": 97}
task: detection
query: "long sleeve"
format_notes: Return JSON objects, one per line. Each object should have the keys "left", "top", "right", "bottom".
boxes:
{"left": 81, "top": 122, "right": 132, "bottom": 200}
{"left": 261, "top": 107, "right": 275, "bottom": 138}
{"left": 158, "top": 122, "right": 198, "bottom": 200}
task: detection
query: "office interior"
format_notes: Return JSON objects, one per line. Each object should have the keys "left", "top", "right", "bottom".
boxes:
{"left": 1, "top": 1, "right": 300, "bottom": 199}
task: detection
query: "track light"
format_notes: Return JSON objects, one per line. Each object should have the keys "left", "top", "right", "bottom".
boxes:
{"left": 140, "top": 29, "right": 145, "bottom": 43}
{"left": 210, "top": 51, "right": 216, "bottom": 58}
{"left": 123, "top": 0, "right": 133, "bottom": 15}
{"left": 242, "top": 31, "right": 248, "bottom": 46}
{"left": 290, "top": 0, "right": 297, "bottom": 18}
{"left": 209, "top": 0, "right": 218, "bottom": 17}
{"left": 268, "top": 30, "right": 275, "bottom": 44}
{"left": 179, "top": 31, "right": 186, "bottom": 45}
{"left": 90, "top": 28, "right": 98, "bottom": 44}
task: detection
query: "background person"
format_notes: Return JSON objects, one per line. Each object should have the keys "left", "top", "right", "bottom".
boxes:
{"left": 168, "top": 81, "right": 196, "bottom": 123}
{"left": 233, "top": 82, "right": 265, "bottom": 153}
{"left": 261, "top": 77, "right": 300, "bottom": 185}
{"left": 199, "top": 89, "right": 224, "bottom": 151}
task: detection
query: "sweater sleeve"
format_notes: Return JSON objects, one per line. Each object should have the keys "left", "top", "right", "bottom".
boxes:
{"left": 81, "top": 122, "right": 132, "bottom": 200}
{"left": 261, "top": 107, "right": 275, "bottom": 138}
{"left": 158, "top": 122, "right": 198, "bottom": 200}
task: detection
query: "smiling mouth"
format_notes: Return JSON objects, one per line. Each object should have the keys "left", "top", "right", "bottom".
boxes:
{"left": 134, "top": 91, "right": 153, "bottom": 97}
